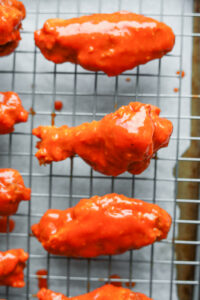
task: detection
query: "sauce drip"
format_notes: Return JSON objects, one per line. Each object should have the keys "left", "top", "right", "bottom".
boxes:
{"left": 0, "top": 216, "right": 15, "bottom": 233}
{"left": 51, "top": 113, "right": 56, "bottom": 126}
{"left": 108, "top": 274, "right": 122, "bottom": 287}
{"left": 29, "top": 107, "right": 36, "bottom": 115}
{"left": 36, "top": 269, "right": 48, "bottom": 289}
{"left": 125, "top": 281, "right": 136, "bottom": 288}
{"left": 54, "top": 101, "right": 63, "bottom": 111}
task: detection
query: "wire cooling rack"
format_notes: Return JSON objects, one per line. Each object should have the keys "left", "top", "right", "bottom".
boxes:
{"left": 0, "top": 0, "right": 199, "bottom": 299}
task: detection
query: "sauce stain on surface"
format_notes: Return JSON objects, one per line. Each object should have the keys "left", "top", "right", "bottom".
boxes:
{"left": 54, "top": 100, "right": 63, "bottom": 111}
{"left": 176, "top": 70, "right": 185, "bottom": 78}
{"left": 174, "top": 87, "right": 179, "bottom": 93}
{"left": 126, "top": 77, "right": 131, "bottom": 82}
{"left": 0, "top": 217, "right": 15, "bottom": 233}
{"left": 36, "top": 269, "right": 48, "bottom": 289}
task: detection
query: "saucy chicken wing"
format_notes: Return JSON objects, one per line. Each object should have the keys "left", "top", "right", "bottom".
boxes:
{"left": 0, "top": 91, "right": 28, "bottom": 134}
{"left": 37, "top": 285, "right": 152, "bottom": 300}
{"left": 0, "top": 0, "right": 26, "bottom": 56}
{"left": 33, "top": 102, "right": 173, "bottom": 176}
{"left": 0, "top": 249, "right": 28, "bottom": 287}
{"left": 0, "top": 168, "right": 31, "bottom": 216}
{"left": 35, "top": 11, "right": 175, "bottom": 76}
{"left": 32, "top": 193, "right": 171, "bottom": 258}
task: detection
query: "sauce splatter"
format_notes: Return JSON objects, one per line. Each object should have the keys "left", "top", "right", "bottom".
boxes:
{"left": 29, "top": 107, "right": 36, "bottom": 116}
{"left": 174, "top": 88, "right": 179, "bottom": 93}
{"left": 54, "top": 101, "right": 63, "bottom": 111}
{"left": 0, "top": 217, "right": 15, "bottom": 233}
{"left": 176, "top": 70, "right": 185, "bottom": 78}
{"left": 51, "top": 112, "right": 56, "bottom": 126}
{"left": 36, "top": 269, "right": 48, "bottom": 289}
{"left": 125, "top": 281, "right": 136, "bottom": 288}
{"left": 126, "top": 77, "right": 131, "bottom": 82}
{"left": 108, "top": 274, "right": 122, "bottom": 287}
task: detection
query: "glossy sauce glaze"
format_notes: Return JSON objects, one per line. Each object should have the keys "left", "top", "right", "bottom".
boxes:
{"left": 0, "top": 249, "right": 28, "bottom": 287}
{"left": 0, "top": 168, "right": 31, "bottom": 216}
{"left": 33, "top": 102, "right": 173, "bottom": 176}
{"left": 35, "top": 11, "right": 175, "bottom": 76}
{"left": 32, "top": 193, "right": 171, "bottom": 258}
{"left": 37, "top": 284, "right": 152, "bottom": 300}
{"left": 0, "top": 92, "right": 28, "bottom": 134}
{"left": 0, "top": 0, "right": 25, "bottom": 56}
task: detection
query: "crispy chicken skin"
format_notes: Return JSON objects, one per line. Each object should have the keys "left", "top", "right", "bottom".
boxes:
{"left": 33, "top": 102, "right": 173, "bottom": 176}
{"left": 0, "top": 91, "right": 28, "bottom": 134}
{"left": 37, "top": 285, "right": 152, "bottom": 300}
{"left": 0, "top": 168, "right": 31, "bottom": 216}
{"left": 34, "top": 11, "right": 175, "bottom": 76}
{"left": 0, "top": 249, "right": 28, "bottom": 287}
{"left": 32, "top": 193, "right": 171, "bottom": 258}
{"left": 0, "top": 0, "right": 26, "bottom": 56}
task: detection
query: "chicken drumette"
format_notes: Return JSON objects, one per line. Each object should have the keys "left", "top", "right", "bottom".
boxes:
{"left": 32, "top": 193, "right": 171, "bottom": 258}
{"left": 35, "top": 11, "right": 175, "bottom": 76}
{"left": 0, "top": 249, "right": 28, "bottom": 287}
{"left": 37, "top": 284, "right": 152, "bottom": 300}
{"left": 0, "top": 168, "right": 31, "bottom": 216}
{"left": 33, "top": 102, "right": 173, "bottom": 176}
{"left": 0, "top": 92, "right": 28, "bottom": 134}
{"left": 0, "top": 0, "right": 26, "bottom": 56}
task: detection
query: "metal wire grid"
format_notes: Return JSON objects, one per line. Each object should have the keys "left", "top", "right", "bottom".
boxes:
{"left": 0, "top": 0, "right": 199, "bottom": 299}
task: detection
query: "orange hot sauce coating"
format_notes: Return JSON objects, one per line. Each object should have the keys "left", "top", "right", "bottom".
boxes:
{"left": 0, "top": 168, "right": 31, "bottom": 216}
{"left": 33, "top": 102, "right": 173, "bottom": 176}
{"left": 34, "top": 11, "right": 175, "bottom": 76}
{"left": 37, "top": 285, "right": 152, "bottom": 300}
{"left": 0, "top": 0, "right": 26, "bottom": 56}
{"left": 32, "top": 193, "right": 171, "bottom": 258}
{"left": 0, "top": 249, "right": 28, "bottom": 287}
{"left": 0, "top": 92, "right": 29, "bottom": 134}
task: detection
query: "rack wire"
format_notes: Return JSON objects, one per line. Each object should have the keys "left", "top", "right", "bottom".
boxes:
{"left": 0, "top": 0, "right": 199, "bottom": 299}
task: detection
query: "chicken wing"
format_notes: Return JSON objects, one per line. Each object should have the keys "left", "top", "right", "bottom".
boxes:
{"left": 35, "top": 11, "right": 175, "bottom": 76}
{"left": 0, "top": 0, "right": 26, "bottom": 56}
{"left": 33, "top": 102, "right": 173, "bottom": 176}
{"left": 0, "top": 91, "right": 28, "bottom": 134}
{"left": 37, "top": 285, "right": 151, "bottom": 300}
{"left": 32, "top": 193, "right": 171, "bottom": 258}
{"left": 0, "top": 249, "right": 28, "bottom": 287}
{"left": 0, "top": 168, "right": 31, "bottom": 216}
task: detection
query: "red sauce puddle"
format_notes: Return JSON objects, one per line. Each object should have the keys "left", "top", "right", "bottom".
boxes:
{"left": 0, "top": 217, "right": 15, "bottom": 233}
{"left": 36, "top": 269, "right": 48, "bottom": 289}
